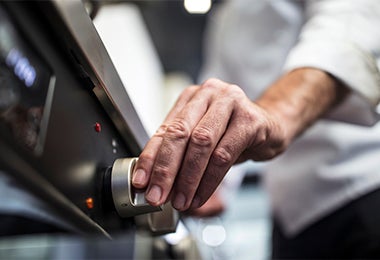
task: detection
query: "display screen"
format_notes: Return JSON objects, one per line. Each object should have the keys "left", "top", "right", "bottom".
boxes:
{"left": 0, "top": 7, "right": 53, "bottom": 153}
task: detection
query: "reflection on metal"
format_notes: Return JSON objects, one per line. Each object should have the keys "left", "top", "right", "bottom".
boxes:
{"left": 148, "top": 202, "right": 179, "bottom": 235}
{"left": 135, "top": 202, "right": 179, "bottom": 235}
{"left": 111, "top": 158, "right": 161, "bottom": 218}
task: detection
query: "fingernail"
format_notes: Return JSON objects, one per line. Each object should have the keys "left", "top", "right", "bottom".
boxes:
{"left": 173, "top": 193, "right": 187, "bottom": 210}
{"left": 146, "top": 185, "right": 162, "bottom": 205}
{"left": 132, "top": 169, "right": 146, "bottom": 186}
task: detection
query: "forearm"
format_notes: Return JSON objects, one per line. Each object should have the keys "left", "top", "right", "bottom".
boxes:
{"left": 256, "top": 68, "right": 349, "bottom": 144}
{"left": 282, "top": 0, "right": 380, "bottom": 126}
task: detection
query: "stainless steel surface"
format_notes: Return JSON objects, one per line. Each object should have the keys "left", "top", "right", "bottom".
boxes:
{"left": 50, "top": 0, "right": 149, "bottom": 155}
{"left": 111, "top": 158, "right": 161, "bottom": 218}
{"left": 135, "top": 203, "right": 179, "bottom": 235}
{"left": 148, "top": 202, "right": 179, "bottom": 235}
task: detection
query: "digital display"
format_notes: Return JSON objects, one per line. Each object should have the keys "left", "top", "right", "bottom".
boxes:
{"left": 6, "top": 48, "right": 37, "bottom": 88}
{"left": 0, "top": 8, "right": 53, "bottom": 154}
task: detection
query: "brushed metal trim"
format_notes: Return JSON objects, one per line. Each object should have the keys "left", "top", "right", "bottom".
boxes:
{"left": 111, "top": 158, "right": 161, "bottom": 218}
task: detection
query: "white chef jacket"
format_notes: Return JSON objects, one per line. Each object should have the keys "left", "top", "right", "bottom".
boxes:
{"left": 199, "top": 0, "right": 380, "bottom": 236}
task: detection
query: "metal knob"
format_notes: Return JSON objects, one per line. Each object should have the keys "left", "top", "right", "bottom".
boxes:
{"left": 110, "top": 157, "right": 179, "bottom": 234}
{"left": 111, "top": 157, "right": 161, "bottom": 218}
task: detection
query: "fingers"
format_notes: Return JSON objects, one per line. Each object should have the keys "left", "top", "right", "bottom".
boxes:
{"left": 131, "top": 135, "right": 162, "bottom": 188}
{"left": 134, "top": 78, "right": 260, "bottom": 211}
{"left": 132, "top": 86, "right": 198, "bottom": 189}
{"left": 184, "top": 190, "right": 225, "bottom": 218}
{"left": 162, "top": 85, "right": 200, "bottom": 122}
{"left": 190, "top": 115, "right": 253, "bottom": 208}
{"left": 170, "top": 98, "right": 234, "bottom": 210}
{"left": 143, "top": 82, "right": 224, "bottom": 206}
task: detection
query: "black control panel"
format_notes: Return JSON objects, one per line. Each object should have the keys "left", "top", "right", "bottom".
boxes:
{"left": 0, "top": 1, "right": 147, "bottom": 236}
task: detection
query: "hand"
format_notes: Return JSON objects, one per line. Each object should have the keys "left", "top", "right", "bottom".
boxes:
{"left": 184, "top": 189, "right": 226, "bottom": 218}
{"left": 132, "top": 78, "right": 287, "bottom": 211}
{"left": 132, "top": 68, "right": 347, "bottom": 212}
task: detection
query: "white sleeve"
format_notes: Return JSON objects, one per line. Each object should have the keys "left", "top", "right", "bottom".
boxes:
{"left": 284, "top": 0, "right": 380, "bottom": 125}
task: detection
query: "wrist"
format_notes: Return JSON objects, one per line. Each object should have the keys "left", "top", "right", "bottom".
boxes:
{"left": 256, "top": 68, "right": 349, "bottom": 143}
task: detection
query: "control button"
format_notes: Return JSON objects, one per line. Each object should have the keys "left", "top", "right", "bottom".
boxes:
{"left": 111, "top": 158, "right": 161, "bottom": 218}
{"left": 86, "top": 197, "right": 94, "bottom": 209}
{"left": 94, "top": 122, "right": 101, "bottom": 132}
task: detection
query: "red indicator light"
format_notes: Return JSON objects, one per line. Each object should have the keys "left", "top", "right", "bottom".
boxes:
{"left": 94, "top": 122, "right": 101, "bottom": 133}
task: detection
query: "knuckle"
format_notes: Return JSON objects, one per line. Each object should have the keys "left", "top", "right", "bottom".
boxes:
{"left": 166, "top": 121, "right": 190, "bottom": 140}
{"left": 255, "top": 132, "right": 267, "bottom": 146}
{"left": 154, "top": 124, "right": 168, "bottom": 137}
{"left": 230, "top": 83, "right": 244, "bottom": 93}
{"left": 253, "top": 127, "right": 271, "bottom": 147}
{"left": 185, "top": 85, "right": 199, "bottom": 94}
{"left": 201, "top": 79, "right": 246, "bottom": 101}
{"left": 190, "top": 127, "right": 214, "bottom": 148}
{"left": 179, "top": 85, "right": 198, "bottom": 99}
{"left": 202, "top": 78, "right": 220, "bottom": 89}
{"left": 228, "top": 84, "right": 245, "bottom": 100}
{"left": 211, "top": 147, "right": 233, "bottom": 167}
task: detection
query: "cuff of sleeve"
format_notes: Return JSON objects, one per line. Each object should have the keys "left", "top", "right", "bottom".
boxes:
{"left": 284, "top": 41, "right": 380, "bottom": 125}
